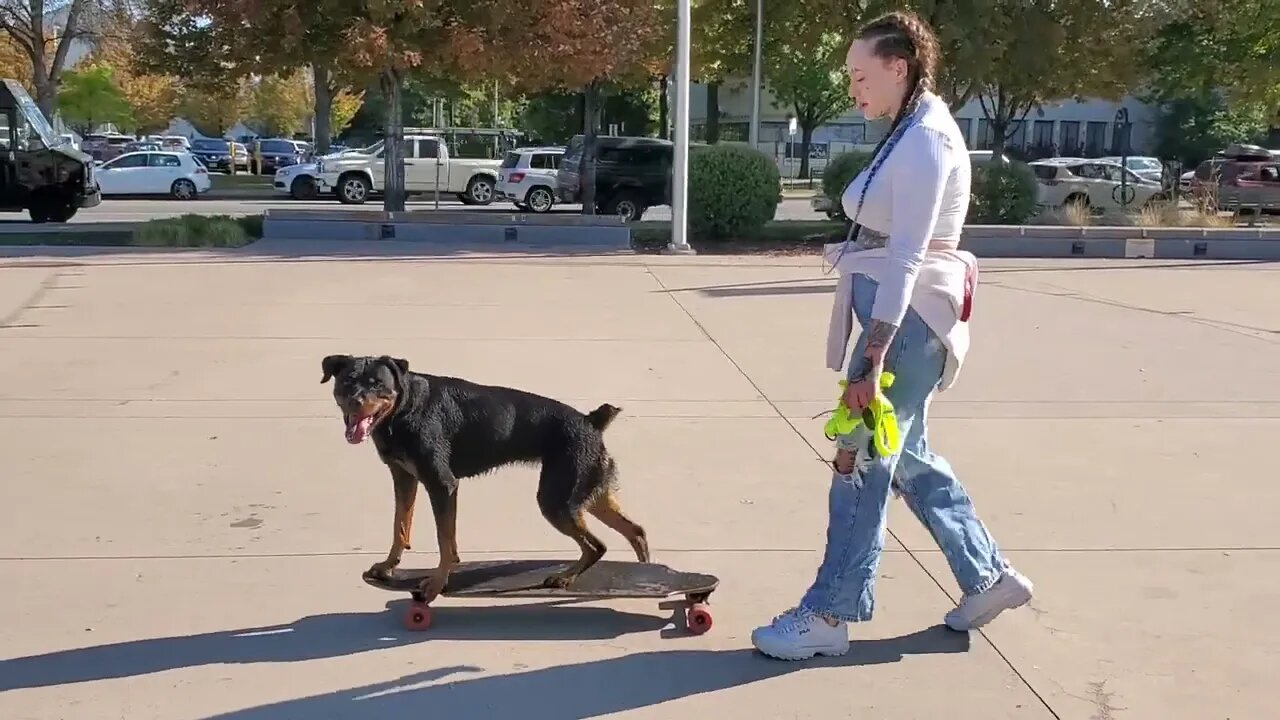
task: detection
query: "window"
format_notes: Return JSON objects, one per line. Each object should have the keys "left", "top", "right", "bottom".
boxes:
{"left": 533, "top": 153, "right": 562, "bottom": 170}
{"left": 1007, "top": 120, "right": 1028, "bottom": 149}
{"left": 192, "top": 139, "right": 228, "bottom": 152}
{"left": 259, "top": 140, "right": 296, "bottom": 154}
{"left": 1059, "top": 121, "right": 1080, "bottom": 152}
{"left": 975, "top": 118, "right": 991, "bottom": 150}
{"left": 1033, "top": 120, "right": 1054, "bottom": 147}
{"left": 956, "top": 118, "right": 972, "bottom": 146}
{"left": 1031, "top": 164, "right": 1059, "bottom": 181}
{"left": 501, "top": 152, "right": 521, "bottom": 169}
{"left": 416, "top": 139, "right": 439, "bottom": 158}
{"left": 148, "top": 153, "right": 182, "bottom": 167}
{"left": 1085, "top": 122, "right": 1107, "bottom": 155}
{"left": 103, "top": 153, "right": 147, "bottom": 169}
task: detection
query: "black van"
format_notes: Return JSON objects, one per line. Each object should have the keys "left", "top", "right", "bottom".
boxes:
{"left": 1, "top": 78, "right": 101, "bottom": 222}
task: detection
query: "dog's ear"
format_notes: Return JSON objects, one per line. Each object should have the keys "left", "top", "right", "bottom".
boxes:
{"left": 380, "top": 356, "right": 409, "bottom": 375}
{"left": 320, "top": 354, "right": 354, "bottom": 384}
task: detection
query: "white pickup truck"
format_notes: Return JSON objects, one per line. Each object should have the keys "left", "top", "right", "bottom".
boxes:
{"left": 314, "top": 134, "right": 501, "bottom": 205}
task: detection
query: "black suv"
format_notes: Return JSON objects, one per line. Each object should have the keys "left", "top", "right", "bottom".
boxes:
{"left": 1, "top": 79, "right": 100, "bottom": 222}
{"left": 556, "top": 135, "right": 675, "bottom": 222}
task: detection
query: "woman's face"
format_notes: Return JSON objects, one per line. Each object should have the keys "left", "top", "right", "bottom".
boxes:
{"left": 847, "top": 38, "right": 909, "bottom": 120}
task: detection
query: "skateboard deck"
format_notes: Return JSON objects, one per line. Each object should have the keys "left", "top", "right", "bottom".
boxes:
{"left": 363, "top": 559, "right": 720, "bottom": 634}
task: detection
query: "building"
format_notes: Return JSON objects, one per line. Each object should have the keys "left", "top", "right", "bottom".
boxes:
{"left": 684, "top": 78, "right": 1160, "bottom": 176}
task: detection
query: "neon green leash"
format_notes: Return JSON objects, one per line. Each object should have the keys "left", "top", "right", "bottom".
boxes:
{"left": 822, "top": 371, "right": 902, "bottom": 456}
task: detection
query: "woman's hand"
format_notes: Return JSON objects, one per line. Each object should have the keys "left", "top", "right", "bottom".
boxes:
{"left": 842, "top": 319, "right": 898, "bottom": 412}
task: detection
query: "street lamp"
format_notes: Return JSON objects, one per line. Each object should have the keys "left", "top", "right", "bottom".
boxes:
{"left": 667, "top": 0, "right": 695, "bottom": 254}
{"left": 748, "top": 0, "right": 762, "bottom": 148}
{"left": 1113, "top": 107, "right": 1133, "bottom": 207}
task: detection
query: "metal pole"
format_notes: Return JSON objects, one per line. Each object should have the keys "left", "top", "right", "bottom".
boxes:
{"left": 749, "top": 0, "right": 762, "bottom": 149}
{"left": 667, "top": 0, "right": 695, "bottom": 253}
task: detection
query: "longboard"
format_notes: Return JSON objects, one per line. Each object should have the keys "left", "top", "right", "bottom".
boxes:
{"left": 362, "top": 559, "right": 720, "bottom": 634}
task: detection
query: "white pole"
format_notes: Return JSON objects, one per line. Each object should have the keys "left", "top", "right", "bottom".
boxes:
{"left": 749, "top": 0, "right": 762, "bottom": 148}
{"left": 668, "top": 0, "right": 694, "bottom": 253}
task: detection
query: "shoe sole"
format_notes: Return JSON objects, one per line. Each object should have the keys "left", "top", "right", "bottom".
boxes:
{"left": 754, "top": 643, "right": 851, "bottom": 661}
{"left": 946, "top": 584, "right": 1033, "bottom": 631}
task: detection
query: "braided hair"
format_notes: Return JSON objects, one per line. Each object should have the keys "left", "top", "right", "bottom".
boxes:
{"left": 856, "top": 10, "right": 942, "bottom": 161}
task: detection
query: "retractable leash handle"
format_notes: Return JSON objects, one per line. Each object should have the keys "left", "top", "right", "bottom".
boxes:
{"left": 822, "top": 371, "right": 902, "bottom": 456}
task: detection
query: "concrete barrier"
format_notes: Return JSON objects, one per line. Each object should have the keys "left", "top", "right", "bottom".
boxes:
{"left": 261, "top": 208, "right": 631, "bottom": 250}
{"left": 960, "top": 225, "right": 1280, "bottom": 260}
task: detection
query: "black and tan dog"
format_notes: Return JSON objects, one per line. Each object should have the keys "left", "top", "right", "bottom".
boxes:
{"left": 321, "top": 354, "right": 650, "bottom": 601}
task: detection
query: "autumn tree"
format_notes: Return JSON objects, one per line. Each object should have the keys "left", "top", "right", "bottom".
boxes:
{"left": 56, "top": 62, "right": 133, "bottom": 132}
{"left": 178, "top": 79, "right": 251, "bottom": 136}
{"left": 0, "top": 32, "right": 34, "bottom": 93}
{"left": 0, "top": 0, "right": 98, "bottom": 116}
{"left": 328, "top": 87, "right": 363, "bottom": 136}
{"left": 88, "top": 9, "right": 181, "bottom": 133}
{"left": 487, "top": 0, "right": 665, "bottom": 214}
{"left": 250, "top": 71, "right": 312, "bottom": 137}
{"left": 692, "top": 0, "right": 753, "bottom": 143}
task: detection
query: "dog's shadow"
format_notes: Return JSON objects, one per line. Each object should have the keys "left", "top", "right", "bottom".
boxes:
{"left": 0, "top": 599, "right": 666, "bottom": 692}
{"left": 198, "top": 625, "right": 971, "bottom": 719}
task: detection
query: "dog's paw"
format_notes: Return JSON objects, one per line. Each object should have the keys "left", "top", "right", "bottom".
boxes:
{"left": 364, "top": 561, "right": 397, "bottom": 580}
{"left": 542, "top": 573, "right": 575, "bottom": 590}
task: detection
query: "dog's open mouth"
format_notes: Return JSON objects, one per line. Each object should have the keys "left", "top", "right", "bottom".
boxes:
{"left": 344, "top": 402, "right": 391, "bottom": 444}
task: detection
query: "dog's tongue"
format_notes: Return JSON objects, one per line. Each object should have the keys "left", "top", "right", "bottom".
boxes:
{"left": 345, "top": 414, "right": 374, "bottom": 444}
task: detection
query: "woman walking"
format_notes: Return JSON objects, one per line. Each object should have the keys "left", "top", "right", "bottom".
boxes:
{"left": 751, "top": 10, "right": 1033, "bottom": 661}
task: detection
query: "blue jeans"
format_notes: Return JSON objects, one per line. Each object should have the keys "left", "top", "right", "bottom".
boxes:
{"left": 800, "top": 274, "right": 1008, "bottom": 622}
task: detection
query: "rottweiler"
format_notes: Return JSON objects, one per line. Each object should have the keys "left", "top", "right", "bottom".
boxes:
{"left": 320, "top": 354, "right": 650, "bottom": 601}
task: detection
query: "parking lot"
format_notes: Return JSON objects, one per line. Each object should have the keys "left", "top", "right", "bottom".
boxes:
{"left": 1, "top": 240, "right": 1276, "bottom": 719}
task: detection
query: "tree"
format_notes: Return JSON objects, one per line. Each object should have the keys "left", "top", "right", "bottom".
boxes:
{"left": 0, "top": 0, "right": 98, "bottom": 117}
{"left": 692, "top": 0, "right": 753, "bottom": 143}
{"left": 963, "top": 0, "right": 1145, "bottom": 153}
{"left": 56, "top": 62, "right": 133, "bottom": 133}
{"left": 88, "top": 8, "right": 181, "bottom": 133}
{"left": 0, "top": 32, "right": 34, "bottom": 93}
{"left": 250, "top": 71, "right": 312, "bottom": 137}
{"left": 178, "top": 79, "right": 251, "bottom": 137}
{"left": 765, "top": 1, "right": 855, "bottom": 179}
{"left": 329, "top": 87, "right": 364, "bottom": 136}
{"left": 488, "top": 0, "right": 665, "bottom": 214}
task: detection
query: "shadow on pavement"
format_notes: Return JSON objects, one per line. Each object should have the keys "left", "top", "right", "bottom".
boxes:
{"left": 0, "top": 599, "right": 667, "bottom": 692}
{"left": 195, "top": 625, "right": 971, "bottom": 720}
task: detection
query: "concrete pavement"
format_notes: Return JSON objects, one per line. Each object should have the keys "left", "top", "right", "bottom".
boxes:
{"left": 0, "top": 241, "right": 1275, "bottom": 719}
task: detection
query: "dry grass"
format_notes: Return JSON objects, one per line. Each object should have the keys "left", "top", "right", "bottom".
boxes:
{"left": 1031, "top": 197, "right": 1237, "bottom": 228}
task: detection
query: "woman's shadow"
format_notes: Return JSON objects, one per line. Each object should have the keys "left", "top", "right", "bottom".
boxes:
{"left": 195, "top": 626, "right": 970, "bottom": 720}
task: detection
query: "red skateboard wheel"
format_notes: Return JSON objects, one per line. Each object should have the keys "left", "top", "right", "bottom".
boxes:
{"left": 403, "top": 601, "right": 432, "bottom": 631}
{"left": 687, "top": 604, "right": 713, "bottom": 635}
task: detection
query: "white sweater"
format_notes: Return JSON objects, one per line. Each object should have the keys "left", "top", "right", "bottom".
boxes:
{"left": 824, "top": 91, "right": 979, "bottom": 391}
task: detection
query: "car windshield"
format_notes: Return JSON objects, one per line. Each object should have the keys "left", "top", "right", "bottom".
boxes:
{"left": 4, "top": 79, "right": 58, "bottom": 147}
{"left": 260, "top": 140, "right": 296, "bottom": 153}
{"left": 193, "top": 139, "right": 228, "bottom": 151}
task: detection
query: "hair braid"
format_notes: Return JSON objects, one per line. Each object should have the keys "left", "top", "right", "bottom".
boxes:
{"left": 857, "top": 10, "right": 942, "bottom": 157}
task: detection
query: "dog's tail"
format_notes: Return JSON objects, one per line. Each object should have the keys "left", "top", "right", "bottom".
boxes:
{"left": 586, "top": 403, "right": 623, "bottom": 432}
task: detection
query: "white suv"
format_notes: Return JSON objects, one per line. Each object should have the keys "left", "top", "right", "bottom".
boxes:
{"left": 1029, "top": 158, "right": 1167, "bottom": 211}
{"left": 497, "top": 146, "right": 564, "bottom": 213}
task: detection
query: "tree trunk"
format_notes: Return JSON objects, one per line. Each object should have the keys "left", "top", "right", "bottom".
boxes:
{"left": 798, "top": 121, "right": 814, "bottom": 179}
{"left": 580, "top": 80, "right": 598, "bottom": 215}
{"left": 658, "top": 75, "right": 669, "bottom": 140}
{"left": 705, "top": 82, "right": 720, "bottom": 143}
{"left": 381, "top": 69, "right": 406, "bottom": 213}
{"left": 312, "top": 64, "right": 333, "bottom": 154}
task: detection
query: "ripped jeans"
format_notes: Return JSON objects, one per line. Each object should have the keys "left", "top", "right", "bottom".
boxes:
{"left": 799, "top": 274, "right": 1009, "bottom": 623}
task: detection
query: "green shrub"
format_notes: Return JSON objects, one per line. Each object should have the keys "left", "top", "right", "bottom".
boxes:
{"left": 821, "top": 150, "right": 873, "bottom": 220}
{"left": 132, "top": 214, "right": 253, "bottom": 248}
{"left": 235, "top": 213, "right": 265, "bottom": 238}
{"left": 969, "top": 161, "right": 1039, "bottom": 224}
{"left": 687, "top": 143, "right": 781, "bottom": 239}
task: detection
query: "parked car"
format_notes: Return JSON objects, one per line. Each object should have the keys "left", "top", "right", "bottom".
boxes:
{"left": 1213, "top": 143, "right": 1280, "bottom": 213}
{"left": 94, "top": 150, "right": 211, "bottom": 199}
{"left": 1, "top": 77, "right": 101, "bottom": 222}
{"left": 497, "top": 146, "right": 565, "bottom": 212}
{"left": 556, "top": 135, "right": 675, "bottom": 222}
{"left": 1099, "top": 155, "right": 1165, "bottom": 184}
{"left": 189, "top": 137, "right": 241, "bottom": 173}
{"left": 124, "top": 141, "right": 161, "bottom": 154}
{"left": 314, "top": 135, "right": 502, "bottom": 205}
{"left": 1028, "top": 158, "right": 1167, "bottom": 211}
{"left": 252, "top": 138, "right": 307, "bottom": 174}
{"left": 273, "top": 141, "right": 382, "bottom": 200}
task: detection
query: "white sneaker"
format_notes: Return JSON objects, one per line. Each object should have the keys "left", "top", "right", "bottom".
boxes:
{"left": 751, "top": 606, "right": 850, "bottom": 661}
{"left": 944, "top": 569, "right": 1034, "bottom": 631}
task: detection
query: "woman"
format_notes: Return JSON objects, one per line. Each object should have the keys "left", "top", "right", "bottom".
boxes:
{"left": 751, "top": 10, "right": 1033, "bottom": 661}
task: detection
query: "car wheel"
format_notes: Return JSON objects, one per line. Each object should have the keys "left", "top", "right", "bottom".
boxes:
{"left": 603, "top": 191, "right": 646, "bottom": 223}
{"left": 171, "top": 179, "right": 198, "bottom": 200}
{"left": 27, "top": 194, "right": 74, "bottom": 223}
{"left": 465, "top": 175, "right": 495, "bottom": 205}
{"left": 525, "top": 186, "right": 555, "bottom": 213}
{"left": 338, "top": 173, "right": 370, "bottom": 204}
{"left": 290, "top": 176, "right": 319, "bottom": 200}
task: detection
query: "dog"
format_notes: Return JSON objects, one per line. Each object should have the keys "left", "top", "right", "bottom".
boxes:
{"left": 321, "top": 354, "right": 650, "bottom": 601}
